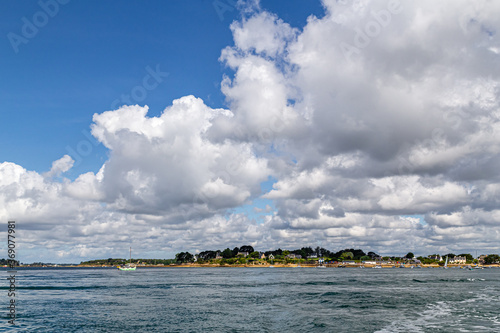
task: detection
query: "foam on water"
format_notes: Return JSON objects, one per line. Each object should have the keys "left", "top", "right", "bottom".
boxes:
{"left": 375, "top": 301, "right": 453, "bottom": 333}
{"left": 376, "top": 290, "right": 500, "bottom": 333}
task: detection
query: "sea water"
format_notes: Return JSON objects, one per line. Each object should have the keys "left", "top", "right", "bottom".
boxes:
{"left": 1, "top": 267, "right": 499, "bottom": 332}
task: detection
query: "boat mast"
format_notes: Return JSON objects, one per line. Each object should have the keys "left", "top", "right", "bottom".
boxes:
{"left": 130, "top": 247, "right": 132, "bottom": 264}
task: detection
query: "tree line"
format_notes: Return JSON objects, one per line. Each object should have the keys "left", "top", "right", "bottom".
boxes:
{"left": 80, "top": 258, "right": 176, "bottom": 266}
{"left": 76, "top": 250, "right": 500, "bottom": 266}
{"left": 0, "top": 258, "right": 19, "bottom": 266}
{"left": 176, "top": 246, "right": 500, "bottom": 264}
{"left": 175, "top": 246, "right": 384, "bottom": 263}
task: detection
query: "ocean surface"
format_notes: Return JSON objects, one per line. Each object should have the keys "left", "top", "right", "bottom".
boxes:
{"left": 2, "top": 267, "right": 500, "bottom": 332}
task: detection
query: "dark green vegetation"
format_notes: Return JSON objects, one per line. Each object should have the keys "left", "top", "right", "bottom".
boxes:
{"left": 173, "top": 246, "right": 500, "bottom": 265}
{"left": 79, "top": 258, "right": 176, "bottom": 266}
{"left": 69, "top": 250, "right": 500, "bottom": 266}
{"left": 484, "top": 254, "right": 500, "bottom": 264}
{"left": 0, "top": 258, "right": 19, "bottom": 266}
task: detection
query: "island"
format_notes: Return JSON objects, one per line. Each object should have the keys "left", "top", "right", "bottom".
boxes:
{"left": 73, "top": 246, "right": 499, "bottom": 269}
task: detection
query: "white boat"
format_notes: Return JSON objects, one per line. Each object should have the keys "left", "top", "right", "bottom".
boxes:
{"left": 119, "top": 247, "right": 136, "bottom": 271}
{"left": 443, "top": 256, "right": 448, "bottom": 269}
{"left": 119, "top": 264, "right": 136, "bottom": 271}
{"left": 373, "top": 265, "right": 382, "bottom": 269}
{"left": 317, "top": 258, "right": 327, "bottom": 268}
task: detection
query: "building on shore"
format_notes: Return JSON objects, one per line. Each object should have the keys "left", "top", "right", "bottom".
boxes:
{"left": 286, "top": 254, "right": 302, "bottom": 259}
{"left": 449, "top": 256, "right": 466, "bottom": 264}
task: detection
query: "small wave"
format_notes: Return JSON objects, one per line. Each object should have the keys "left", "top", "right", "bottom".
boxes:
{"left": 431, "top": 277, "right": 486, "bottom": 283}
{"left": 0, "top": 285, "right": 107, "bottom": 291}
{"left": 464, "top": 277, "right": 486, "bottom": 282}
{"left": 0, "top": 284, "right": 164, "bottom": 291}
{"left": 321, "top": 291, "right": 340, "bottom": 297}
{"left": 304, "top": 281, "right": 339, "bottom": 286}
{"left": 410, "top": 277, "right": 476, "bottom": 284}
{"left": 375, "top": 301, "right": 453, "bottom": 333}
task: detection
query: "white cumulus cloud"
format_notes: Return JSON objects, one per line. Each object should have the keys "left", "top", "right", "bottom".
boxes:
{"left": 2, "top": 0, "right": 500, "bottom": 262}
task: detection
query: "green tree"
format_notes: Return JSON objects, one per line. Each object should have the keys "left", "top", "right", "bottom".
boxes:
{"left": 351, "top": 249, "right": 366, "bottom": 260}
{"left": 484, "top": 254, "right": 500, "bottom": 264}
{"left": 222, "top": 248, "right": 233, "bottom": 259}
{"left": 417, "top": 256, "right": 433, "bottom": 264}
{"left": 360, "top": 256, "right": 371, "bottom": 261}
{"left": 405, "top": 252, "right": 414, "bottom": 259}
{"left": 298, "top": 247, "right": 313, "bottom": 258}
{"left": 239, "top": 245, "right": 254, "bottom": 253}
{"left": 198, "top": 250, "right": 218, "bottom": 260}
{"left": 341, "top": 252, "right": 354, "bottom": 259}
{"left": 249, "top": 251, "right": 260, "bottom": 259}
{"left": 175, "top": 252, "right": 194, "bottom": 263}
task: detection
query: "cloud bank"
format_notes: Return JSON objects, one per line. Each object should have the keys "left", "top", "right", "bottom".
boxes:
{"left": 2, "top": 0, "right": 500, "bottom": 262}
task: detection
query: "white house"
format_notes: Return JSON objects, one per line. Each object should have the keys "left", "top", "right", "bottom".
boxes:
{"left": 450, "top": 256, "right": 466, "bottom": 264}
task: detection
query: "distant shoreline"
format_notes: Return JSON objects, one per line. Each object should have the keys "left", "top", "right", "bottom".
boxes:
{"left": 9, "top": 263, "right": 497, "bottom": 269}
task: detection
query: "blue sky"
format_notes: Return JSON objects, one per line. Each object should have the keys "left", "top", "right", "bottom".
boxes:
{"left": 1, "top": 0, "right": 500, "bottom": 263}
{"left": 1, "top": 0, "right": 322, "bottom": 177}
